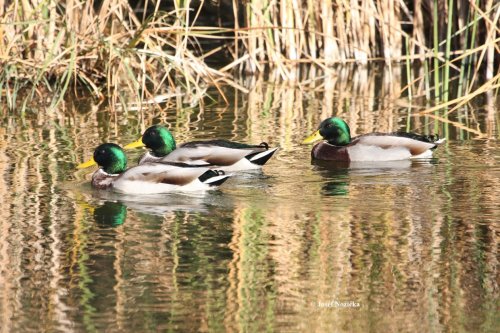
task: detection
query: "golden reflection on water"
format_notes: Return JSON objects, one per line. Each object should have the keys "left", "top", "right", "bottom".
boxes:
{"left": 0, "top": 67, "right": 498, "bottom": 332}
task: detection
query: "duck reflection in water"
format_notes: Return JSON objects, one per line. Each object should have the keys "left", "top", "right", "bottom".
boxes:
{"left": 76, "top": 184, "right": 234, "bottom": 220}
{"left": 94, "top": 201, "right": 127, "bottom": 227}
{"left": 312, "top": 158, "right": 437, "bottom": 197}
{"left": 312, "top": 160, "right": 350, "bottom": 196}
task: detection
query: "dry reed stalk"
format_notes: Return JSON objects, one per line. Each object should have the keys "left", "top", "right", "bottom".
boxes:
{"left": 239, "top": 0, "right": 496, "bottom": 93}
{"left": 484, "top": 0, "right": 498, "bottom": 80}
{"left": 361, "top": 1, "right": 375, "bottom": 62}
{"left": 321, "top": 0, "right": 337, "bottom": 65}
{"left": 2, "top": 0, "right": 498, "bottom": 109}
{"left": 306, "top": 0, "right": 317, "bottom": 60}
{"left": 350, "top": 1, "right": 366, "bottom": 64}
{"left": 419, "top": 71, "right": 500, "bottom": 116}
{"left": 281, "top": 0, "right": 297, "bottom": 61}
{"left": 1, "top": 0, "right": 237, "bottom": 110}
{"left": 244, "top": 1, "right": 261, "bottom": 73}
{"left": 413, "top": 0, "right": 426, "bottom": 61}
{"left": 269, "top": 1, "right": 292, "bottom": 78}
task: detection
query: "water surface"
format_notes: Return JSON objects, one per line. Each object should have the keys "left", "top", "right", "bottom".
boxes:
{"left": 0, "top": 73, "right": 498, "bottom": 332}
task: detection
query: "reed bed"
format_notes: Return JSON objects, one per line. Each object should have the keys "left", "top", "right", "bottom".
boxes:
{"left": 237, "top": 0, "right": 498, "bottom": 69}
{"left": 0, "top": 0, "right": 498, "bottom": 111}
{"left": 235, "top": 0, "right": 499, "bottom": 110}
{"left": 0, "top": 0, "right": 235, "bottom": 111}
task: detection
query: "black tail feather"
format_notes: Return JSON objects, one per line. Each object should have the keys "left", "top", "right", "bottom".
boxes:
{"left": 258, "top": 142, "right": 269, "bottom": 149}
{"left": 198, "top": 170, "right": 228, "bottom": 186}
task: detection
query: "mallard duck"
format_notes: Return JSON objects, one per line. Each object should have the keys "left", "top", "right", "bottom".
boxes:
{"left": 77, "top": 143, "right": 230, "bottom": 194}
{"left": 302, "top": 117, "right": 445, "bottom": 161}
{"left": 123, "top": 125, "right": 278, "bottom": 171}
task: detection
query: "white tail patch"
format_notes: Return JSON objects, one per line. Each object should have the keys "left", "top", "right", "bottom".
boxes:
{"left": 203, "top": 174, "right": 231, "bottom": 184}
{"left": 249, "top": 148, "right": 278, "bottom": 162}
{"left": 435, "top": 138, "right": 446, "bottom": 145}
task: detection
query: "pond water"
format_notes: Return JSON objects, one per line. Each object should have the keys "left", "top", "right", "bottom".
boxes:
{"left": 0, "top": 71, "right": 498, "bottom": 332}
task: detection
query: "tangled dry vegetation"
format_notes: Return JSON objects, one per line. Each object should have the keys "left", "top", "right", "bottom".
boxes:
{"left": 0, "top": 0, "right": 498, "bottom": 112}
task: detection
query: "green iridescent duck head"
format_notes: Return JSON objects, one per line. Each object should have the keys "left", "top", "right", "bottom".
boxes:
{"left": 77, "top": 143, "right": 127, "bottom": 174}
{"left": 303, "top": 117, "right": 352, "bottom": 146}
{"left": 124, "top": 125, "right": 176, "bottom": 157}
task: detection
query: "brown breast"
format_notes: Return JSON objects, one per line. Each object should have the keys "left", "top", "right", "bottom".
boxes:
{"left": 311, "top": 142, "right": 350, "bottom": 161}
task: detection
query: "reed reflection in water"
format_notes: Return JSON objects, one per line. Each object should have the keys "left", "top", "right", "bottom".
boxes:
{"left": 0, "top": 66, "right": 498, "bottom": 332}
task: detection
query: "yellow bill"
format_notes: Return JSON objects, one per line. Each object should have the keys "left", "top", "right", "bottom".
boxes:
{"left": 77, "top": 157, "right": 97, "bottom": 169}
{"left": 123, "top": 138, "right": 145, "bottom": 149}
{"left": 302, "top": 130, "right": 324, "bottom": 144}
